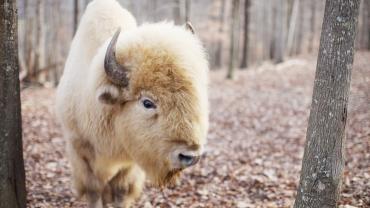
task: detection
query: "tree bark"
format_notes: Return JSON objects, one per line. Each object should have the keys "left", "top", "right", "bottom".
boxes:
{"left": 262, "top": 0, "right": 272, "bottom": 60}
{"left": 31, "top": 0, "right": 43, "bottom": 82}
{"left": 367, "top": 0, "right": 370, "bottom": 49}
{"left": 37, "top": 0, "right": 46, "bottom": 82}
{"left": 173, "top": 0, "right": 181, "bottom": 24}
{"left": 287, "top": 0, "right": 299, "bottom": 56}
{"left": 273, "top": 0, "right": 288, "bottom": 64}
{"left": 73, "top": 0, "right": 79, "bottom": 35}
{"left": 215, "top": 0, "right": 226, "bottom": 68}
{"left": 294, "top": 0, "right": 360, "bottom": 208}
{"left": 0, "top": 0, "right": 27, "bottom": 207}
{"left": 294, "top": 0, "right": 305, "bottom": 55}
{"left": 269, "top": 1, "right": 277, "bottom": 60}
{"left": 271, "top": 0, "right": 287, "bottom": 63}
{"left": 240, "top": 0, "right": 250, "bottom": 68}
{"left": 308, "top": 0, "right": 316, "bottom": 52}
{"left": 185, "top": 0, "right": 191, "bottom": 22}
{"left": 84, "top": 0, "right": 91, "bottom": 9}
{"left": 227, "top": 0, "right": 240, "bottom": 79}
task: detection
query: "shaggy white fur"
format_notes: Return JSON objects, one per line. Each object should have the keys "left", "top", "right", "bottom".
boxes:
{"left": 56, "top": 0, "right": 209, "bottom": 207}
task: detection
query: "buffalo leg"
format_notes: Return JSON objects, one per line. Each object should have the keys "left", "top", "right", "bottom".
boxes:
{"left": 66, "top": 138, "right": 105, "bottom": 208}
{"left": 107, "top": 166, "right": 145, "bottom": 208}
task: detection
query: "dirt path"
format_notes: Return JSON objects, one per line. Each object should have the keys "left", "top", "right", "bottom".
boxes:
{"left": 22, "top": 53, "right": 369, "bottom": 208}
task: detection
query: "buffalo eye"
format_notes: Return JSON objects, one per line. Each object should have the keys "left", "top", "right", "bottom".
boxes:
{"left": 142, "top": 99, "right": 156, "bottom": 109}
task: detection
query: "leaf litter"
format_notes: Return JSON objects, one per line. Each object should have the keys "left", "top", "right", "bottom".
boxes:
{"left": 22, "top": 53, "right": 370, "bottom": 208}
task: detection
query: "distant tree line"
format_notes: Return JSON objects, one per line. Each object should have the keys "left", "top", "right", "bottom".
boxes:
{"left": 17, "top": 0, "right": 370, "bottom": 85}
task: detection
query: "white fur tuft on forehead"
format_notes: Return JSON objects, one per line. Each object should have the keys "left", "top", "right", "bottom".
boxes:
{"left": 116, "top": 22, "right": 209, "bottom": 83}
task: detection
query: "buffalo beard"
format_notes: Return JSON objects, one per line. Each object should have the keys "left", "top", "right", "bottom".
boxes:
{"left": 152, "top": 168, "right": 182, "bottom": 188}
{"left": 164, "top": 169, "right": 182, "bottom": 185}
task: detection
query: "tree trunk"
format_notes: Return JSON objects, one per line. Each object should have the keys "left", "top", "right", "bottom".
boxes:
{"left": 294, "top": 0, "right": 305, "bottom": 55}
{"left": 355, "top": 0, "right": 367, "bottom": 49}
{"left": 185, "top": 0, "right": 191, "bottom": 22}
{"left": 150, "top": 0, "right": 158, "bottom": 21}
{"left": 73, "top": 0, "right": 79, "bottom": 35}
{"left": 173, "top": 0, "right": 181, "bottom": 24}
{"left": 24, "top": 1, "right": 35, "bottom": 83}
{"left": 37, "top": 0, "right": 46, "bottom": 83}
{"left": 272, "top": 0, "right": 287, "bottom": 63}
{"left": 0, "top": 0, "right": 27, "bottom": 207}
{"left": 51, "top": 0, "right": 61, "bottom": 86}
{"left": 19, "top": 0, "right": 28, "bottom": 76}
{"left": 308, "top": 0, "right": 316, "bottom": 52}
{"left": 294, "top": 0, "right": 360, "bottom": 208}
{"left": 227, "top": 0, "right": 240, "bottom": 79}
{"left": 287, "top": 0, "right": 299, "bottom": 56}
{"left": 262, "top": 0, "right": 271, "bottom": 60}
{"left": 269, "top": 1, "right": 277, "bottom": 60}
{"left": 240, "top": 0, "right": 250, "bottom": 68}
{"left": 364, "top": 0, "right": 370, "bottom": 50}
{"left": 215, "top": 0, "right": 226, "bottom": 68}
{"left": 29, "top": 0, "right": 45, "bottom": 82}
{"left": 84, "top": 0, "right": 91, "bottom": 9}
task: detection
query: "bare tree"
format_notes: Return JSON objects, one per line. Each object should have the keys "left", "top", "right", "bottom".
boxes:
{"left": 293, "top": 0, "right": 305, "bottom": 55}
{"left": 185, "top": 0, "right": 191, "bottom": 22}
{"left": 173, "top": 0, "right": 181, "bottom": 24}
{"left": 36, "top": 0, "right": 46, "bottom": 82}
{"left": 149, "top": 0, "right": 158, "bottom": 21}
{"left": 367, "top": 0, "right": 370, "bottom": 49}
{"left": 73, "top": 0, "right": 79, "bottom": 35}
{"left": 84, "top": 0, "right": 91, "bottom": 9}
{"left": 240, "top": 0, "right": 250, "bottom": 68}
{"left": 262, "top": 0, "right": 272, "bottom": 60}
{"left": 287, "top": 0, "right": 299, "bottom": 55}
{"left": 294, "top": 0, "right": 361, "bottom": 207}
{"left": 227, "top": 0, "right": 240, "bottom": 79}
{"left": 308, "top": 0, "right": 316, "bottom": 52}
{"left": 215, "top": 0, "right": 227, "bottom": 68}
{"left": 357, "top": 0, "right": 370, "bottom": 50}
{"left": 21, "top": 0, "right": 45, "bottom": 83}
{"left": 271, "top": 0, "right": 287, "bottom": 63}
{"left": 50, "top": 1, "right": 62, "bottom": 86}
{"left": 19, "top": 0, "right": 28, "bottom": 76}
{"left": 0, "top": 0, "right": 27, "bottom": 207}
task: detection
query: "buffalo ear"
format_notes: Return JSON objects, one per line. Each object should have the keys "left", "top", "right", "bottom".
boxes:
{"left": 185, "top": 21, "right": 195, "bottom": 34}
{"left": 97, "top": 85, "right": 120, "bottom": 105}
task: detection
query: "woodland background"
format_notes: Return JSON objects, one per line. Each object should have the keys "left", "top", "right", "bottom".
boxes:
{"left": 17, "top": 0, "right": 370, "bottom": 85}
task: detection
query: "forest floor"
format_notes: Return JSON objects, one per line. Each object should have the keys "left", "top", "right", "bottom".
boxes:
{"left": 22, "top": 52, "right": 369, "bottom": 208}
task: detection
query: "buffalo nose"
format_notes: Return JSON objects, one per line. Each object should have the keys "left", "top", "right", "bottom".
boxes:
{"left": 178, "top": 153, "right": 200, "bottom": 168}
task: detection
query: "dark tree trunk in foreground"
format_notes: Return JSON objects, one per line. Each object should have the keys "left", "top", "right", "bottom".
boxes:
{"left": 0, "top": 0, "right": 27, "bottom": 207}
{"left": 294, "top": 0, "right": 360, "bottom": 208}
{"left": 240, "top": 0, "right": 250, "bottom": 68}
{"left": 227, "top": 0, "right": 240, "bottom": 79}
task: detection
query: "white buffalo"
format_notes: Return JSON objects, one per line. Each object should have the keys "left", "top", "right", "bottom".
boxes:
{"left": 56, "top": 0, "right": 209, "bottom": 207}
